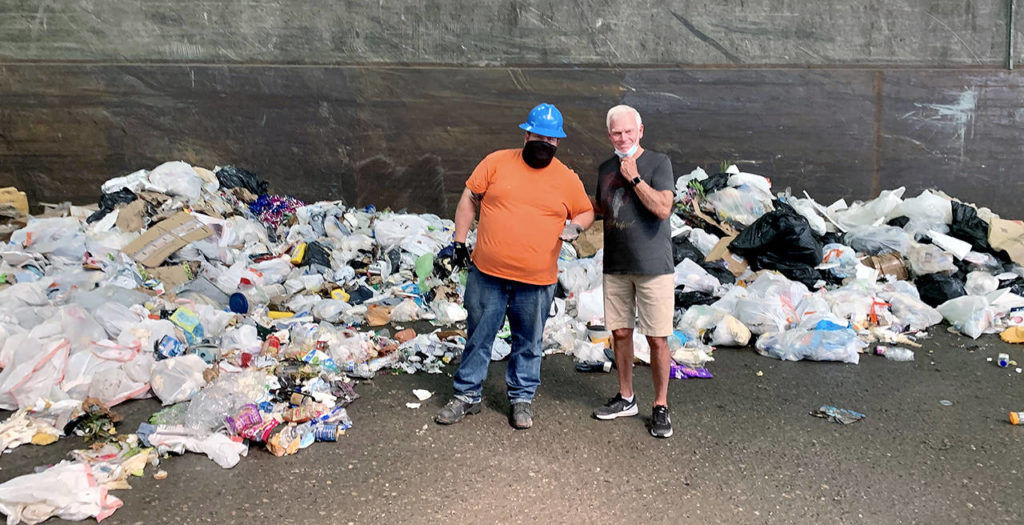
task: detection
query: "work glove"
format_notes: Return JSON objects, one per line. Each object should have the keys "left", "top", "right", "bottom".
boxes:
{"left": 559, "top": 223, "right": 584, "bottom": 242}
{"left": 452, "top": 241, "right": 472, "bottom": 269}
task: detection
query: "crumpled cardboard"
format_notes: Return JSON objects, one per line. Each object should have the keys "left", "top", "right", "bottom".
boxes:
{"left": 571, "top": 220, "right": 603, "bottom": 258}
{"left": 861, "top": 253, "right": 908, "bottom": 280}
{"left": 121, "top": 212, "right": 214, "bottom": 267}
{"left": 705, "top": 235, "right": 749, "bottom": 277}
{"left": 988, "top": 217, "right": 1024, "bottom": 266}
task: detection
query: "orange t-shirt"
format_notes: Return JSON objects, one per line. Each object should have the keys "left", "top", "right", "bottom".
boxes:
{"left": 467, "top": 148, "right": 592, "bottom": 285}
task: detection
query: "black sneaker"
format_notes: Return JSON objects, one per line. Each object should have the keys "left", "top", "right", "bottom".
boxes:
{"left": 650, "top": 405, "right": 673, "bottom": 438}
{"left": 435, "top": 398, "right": 481, "bottom": 425}
{"left": 510, "top": 402, "right": 533, "bottom": 429}
{"left": 593, "top": 393, "right": 639, "bottom": 420}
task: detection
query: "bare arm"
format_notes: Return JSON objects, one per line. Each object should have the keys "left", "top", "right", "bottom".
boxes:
{"left": 454, "top": 187, "right": 482, "bottom": 243}
{"left": 620, "top": 155, "right": 674, "bottom": 220}
{"left": 571, "top": 209, "right": 595, "bottom": 231}
{"left": 632, "top": 183, "right": 674, "bottom": 220}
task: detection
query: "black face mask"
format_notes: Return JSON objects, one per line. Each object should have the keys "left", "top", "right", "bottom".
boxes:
{"left": 522, "top": 140, "right": 557, "bottom": 169}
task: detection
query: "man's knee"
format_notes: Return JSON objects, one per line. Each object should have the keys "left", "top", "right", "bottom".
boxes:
{"left": 612, "top": 328, "right": 633, "bottom": 340}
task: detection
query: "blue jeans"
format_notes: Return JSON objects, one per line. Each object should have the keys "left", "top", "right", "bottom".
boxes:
{"left": 453, "top": 267, "right": 556, "bottom": 405}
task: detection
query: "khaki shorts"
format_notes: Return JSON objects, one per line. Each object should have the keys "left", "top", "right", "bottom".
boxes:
{"left": 602, "top": 273, "right": 674, "bottom": 337}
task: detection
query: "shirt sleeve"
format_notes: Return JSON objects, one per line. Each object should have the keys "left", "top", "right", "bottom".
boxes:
{"left": 466, "top": 153, "right": 494, "bottom": 194}
{"left": 565, "top": 170, "right": 594, "bottom": 219}
{"left": 649, "top": 155, "right": 674, "bottom": 192}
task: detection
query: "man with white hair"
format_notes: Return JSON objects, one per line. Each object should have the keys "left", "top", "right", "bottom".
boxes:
{"left": 591, "top": 104, "right": 676, "bottom": 438}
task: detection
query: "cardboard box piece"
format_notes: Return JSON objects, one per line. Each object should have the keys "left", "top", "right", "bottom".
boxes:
{"left": 122, "top": 212, "right": 214, "bottom": 267}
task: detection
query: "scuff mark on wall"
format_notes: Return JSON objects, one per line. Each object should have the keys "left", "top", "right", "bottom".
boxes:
{"left": 907, "top": 87, "right": 978, "bottom": 161}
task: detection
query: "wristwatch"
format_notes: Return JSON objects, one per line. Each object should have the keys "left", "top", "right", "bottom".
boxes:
{"left": 630, "top": 176, "right": 642, "bottom": 187}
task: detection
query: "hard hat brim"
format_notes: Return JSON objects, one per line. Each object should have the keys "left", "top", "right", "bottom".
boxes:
{"left": 519, "top": 122, "right": 567, "bottom": 139}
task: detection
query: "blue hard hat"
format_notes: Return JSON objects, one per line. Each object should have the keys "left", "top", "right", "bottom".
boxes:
{"left": 519, "top": 103, "right": 566, "bottom": 138}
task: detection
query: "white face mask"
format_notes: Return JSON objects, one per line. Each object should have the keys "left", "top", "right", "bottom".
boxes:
{"left": 614, "top": 143, "right": 639, "bottom": 158}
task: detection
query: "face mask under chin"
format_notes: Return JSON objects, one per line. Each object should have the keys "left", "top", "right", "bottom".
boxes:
{"left": 522, "top": 140, "right": 557, "bottom": 169}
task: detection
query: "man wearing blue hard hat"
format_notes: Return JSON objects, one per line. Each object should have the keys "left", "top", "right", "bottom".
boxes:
{"left": 436, "top": 103, "right": 594, "bottom": 430}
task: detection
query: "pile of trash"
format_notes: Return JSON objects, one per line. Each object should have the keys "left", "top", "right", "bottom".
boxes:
{"left": 0, "top": 159, "right": 1022, "bottom": 522}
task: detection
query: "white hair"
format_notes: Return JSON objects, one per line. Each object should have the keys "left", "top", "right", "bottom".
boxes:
{"left": 606, "top": 105, "right": 642, "bottom": 130}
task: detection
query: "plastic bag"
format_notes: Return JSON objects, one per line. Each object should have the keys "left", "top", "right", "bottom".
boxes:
{"left": 729, "top": 202, "right": 822, "bottom": 287}
{"left": 10, "top": 217, "right": 86, "bottom": 261}
{"left": 890, "top": 190, "right": 952, "bottom": 225}
{"left": 148, "top": 161, "right": 203, "bottom": 202}
{"left": 904, "top": 242, "right": 956, "bottom": 276}
{"left": 787, "top": 196, "right": 827, "bottom": 236}
{"left": 185, "top": 370, "right": 269, "bottom": 433}
{"left": 950, "top": 201, "right": 991, "bottom": 252}
{"left": 373, "top": 214, "right": 430, "bottom": 250}
{"left": 833, "top": 187, "right": 905, "bottom": 229}
{"left": 215, "top": 165, "right": 269, "bottom": 195}
{"left": 844, "top": 225, "right": 912, "bottom": 256}
{"left": 0, "top": 460, "right": 123, "bottom": 524}
{"left": 389, "top": 299, "right": 423, "bottom": 323}
{"left": 558, "top": 257, "right": 602, "bottom": 295}
{"left": 936, "top": 295, "right": 992, "bottom": 339}
{"left": 964, "top": 271, "right": 999, "bottom": 296}
{"left": 575, "top": 285, "right": 604, "bottom": 324}
{"left": 687, "top": 228, "right": 720, "bottom": 257}
{"left": 755, "top": 320, "right": 864, "bottom": 363}
{"left": 915, "top": 273, "right": 966, "bottom": 307}
{"left": 150, "top": 355, "right": 208, "bottom": 405}
{"left": 818, "top": 243, "right": 860, "bottom": 279}
{"left": 0, "top": 338, "right": 70, "bottom": 410}
{"left": 705, "top": 186, "right": 772, "bottom": 226}
{"left": 311, "top": 299, "right": 351, "bottom": 323}
{"left": 674, "top": 258, "right": 720, "bottom": 293}
{"left": 878, "top": 291, "right": 943, "bottom": 331}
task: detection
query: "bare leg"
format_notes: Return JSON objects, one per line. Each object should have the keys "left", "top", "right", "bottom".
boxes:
{"left": 612, "top": 328, "right": 634, "bottom": 398}
{"left": 648, "top": 335, "right": 670, "bottom": 407}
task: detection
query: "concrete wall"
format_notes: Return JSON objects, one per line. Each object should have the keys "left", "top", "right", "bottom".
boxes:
{"left": 1, "top": 1, "right": 1022, "bottom": 217}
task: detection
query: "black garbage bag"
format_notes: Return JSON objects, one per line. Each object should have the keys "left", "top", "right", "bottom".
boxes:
{"left": 297, "top": 241, "right": 332, "bottom": 268}
{"left": 215, "top": 165, "right": 269, "bottom": 196}
{"left": 86, "top": 188, "right": 137, "bottom": 223}
{"left": 950, "top": 201, "right": 991, "bottom": 253}
{"left": 699, "top": 262, "right": 736, "bottom": 285}
{"left": 729, "top": 201, "right": 822, "bottom": 286}
{"left": 698, "top": 172, "right": 730, "bottom": 195}
{"left": 672, "top": 236, "right": 705, "bottom": 265}
{"left": 887, "top": 216, "right": 910, "bottom": 228}
{"left": 915, "top": 273, "right": 966, "bottom": 307}
{"left": 816, "top": 231, "right": 845, "bottom": 246}
{"left": 674, "top": 289, "right": 717, "bottom": 309}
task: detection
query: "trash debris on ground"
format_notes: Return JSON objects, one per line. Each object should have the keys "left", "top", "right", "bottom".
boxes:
{"left": 811, "top": 405, "right": 866, "bottom": 425}
{"left": 1, "top": 160, "right": 1023, "bottom": 522}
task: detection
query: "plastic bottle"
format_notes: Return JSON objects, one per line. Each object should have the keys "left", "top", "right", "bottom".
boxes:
{"left": 879, "top": 347, "right": 914, "bottom": 361}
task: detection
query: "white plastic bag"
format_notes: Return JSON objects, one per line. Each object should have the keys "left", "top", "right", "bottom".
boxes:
{"left": 964, "top": 271, "right": 999, "bottom": 296}
{"left": 833, "top": 187, "right": 905, "bottom": 229}
{"left": 674, "top": 258, "right": 719, "bottom": 293}
{"left": 0, "top": 460, "right": 123, "bottom": 524}
{"left": 755, "top": 321, "right": 864, "bottom": 363}
{"left": 147, "top": 161, "right": 203, "bottom": 202}
{"left": 373, "top": 214, "right": 430, "bottom": 250}
{"left": 905, "top": 242, "right": 956, "bottom": 276}
{"left": 389, "top": 299, "right": 423, "bottom": 323}
{"left": 936, "top": 296, "right": 992, "bottom": 339}
{"left": 706, "top": 186, "right": 772, "bottom": 226}
{"left": 575, "top": 286, "right": 604, "bottom": 324}
{"left": 150, "top": 355, "right": 208, "bottom": 406}
{"left": 845, "top": 226, "right": 913, "bottom": 255}
{"left": 0, "top": 339, "right": 70, "bottom": 410}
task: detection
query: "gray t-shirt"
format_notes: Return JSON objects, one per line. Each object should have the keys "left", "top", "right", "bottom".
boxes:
{"left": 596, "top": 150, "right": 674, "bottom": 275}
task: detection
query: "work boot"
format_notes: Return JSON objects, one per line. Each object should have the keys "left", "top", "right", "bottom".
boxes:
{"left": 510, "top": 402, "right": 533, "bottom": 429}
{"left": 435, "top": 398, "right": 481, "bottom": 425}
{"left": 593, "top": 393, "right": 639, "bottom": 420}
{"left": 650, "top": 405, "right": 673, "bottom": 438}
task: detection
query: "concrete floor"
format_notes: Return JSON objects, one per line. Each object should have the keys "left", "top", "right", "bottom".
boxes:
{"left": 1, "top": 328, "right": 1021, "bottom": 524}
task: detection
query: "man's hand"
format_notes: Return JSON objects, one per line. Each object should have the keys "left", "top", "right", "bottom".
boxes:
{"left": 559, "top": 223, "right": 584, "bottom": 242}
{"left": 452, "top": 241, "right": 472, "bottom": 269}
{"left": 620, "top": 155, "right": 640, "bottom": 182}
